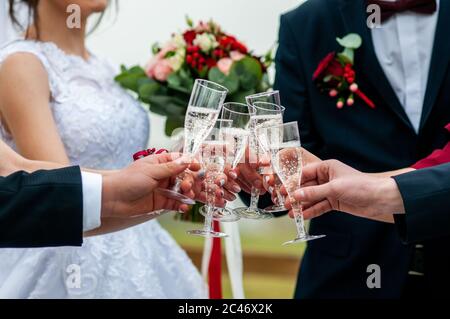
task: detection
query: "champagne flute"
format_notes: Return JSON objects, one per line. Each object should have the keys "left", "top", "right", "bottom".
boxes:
{"left": 187, "top": 121, "right": 229, "bottom": 238}
{"left": 199, "top": 103, "right": 255, "bottom": 222}
{"left": 246, "top": 91, "right": 288, "bottom": 214}
{"left": 157, "top": 79, "right": 228, "bottom": 205}
{"left": 261, "top": 121, "right": 326, "bottom": 245}
{"left": 233, "top": 101, "right": 284, "bottom": 220}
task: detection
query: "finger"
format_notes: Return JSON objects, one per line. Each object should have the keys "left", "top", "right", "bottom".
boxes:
{"left": 178, "top": 204, "right": 190, "bottom": 213}
{"left": 224, "top": 166, "right": 238, "bottom": 180}
{"left": 150, "top": 156, "right": 190, "bottom": 180}
{"left": 301, "top": 161, "right": 325, "bottom": 184}
{"left": 215, "top": 174, "right": 228, "bottom": 188}
{"left": 223, "top": 190, "right": 237, "bottom": 202}
{"left": 238, "top": 164, "right": 264, "bottom": 190}
{"left": 302, "top": 200, "right": 332, "bottom": 219}
{"left": 180, "top": 173, "right": 194, "bottom": 193}
{"left": 237, "top": 176, "right": 252, "bottom": 194}
{"left": 294, "top": 183, "right": 333, "bottom": 203}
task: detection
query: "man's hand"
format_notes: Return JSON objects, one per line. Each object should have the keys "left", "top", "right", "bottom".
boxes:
{"left": 235, "top": 146, "right": 269, "bottom": 194}
{"left": 264, "top": 148, "right": 322, "bottom": 201}
{"left": 101, "top": 153, "right": 197, "bottom": 218}
{"left": 285, "top": 160, "right": 405, "bottom": 221}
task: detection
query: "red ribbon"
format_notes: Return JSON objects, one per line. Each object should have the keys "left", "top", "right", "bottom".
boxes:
{"left": 132, "top": 148, "right": 169, "bottom": 161}
{"left": 208, "top": 220, "right": 223, "bottom": 299}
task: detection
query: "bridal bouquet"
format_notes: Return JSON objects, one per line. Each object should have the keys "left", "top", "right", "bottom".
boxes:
{"left": 115, "top": 16, "right": 273, "bottom": 136}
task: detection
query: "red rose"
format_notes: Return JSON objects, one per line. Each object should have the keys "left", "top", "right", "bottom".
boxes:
{"left": 313, "top": 52, "right": 344, "bottom": 81}
{"left": 183, "top": 30, "right": 197, "bottom": 45}
{"left": 233, "top": 41, "right": 248, "bottom": 54}
{"left": 206, "top": 58, "right": 217, "bottom": 68}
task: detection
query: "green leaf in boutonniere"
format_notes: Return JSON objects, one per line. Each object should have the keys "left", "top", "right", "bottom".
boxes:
{"left": 336, "top": 33, "right": 362, "bottom": 49}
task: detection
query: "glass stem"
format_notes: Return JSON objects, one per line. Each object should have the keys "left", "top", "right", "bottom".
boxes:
{"left": 172, "top": 176, "right": 182, "bottom": 192}
{"left": 249, "top": 187, "right": 261, "bottom": 210}
{"left": 274, "top": 183, "right": 285, "bottom": 206}
{"left": 203, "top": 173, "right": 215, "bottom": 232}
{"left": 292, "top": 202, "right": 307, "bottom": 239}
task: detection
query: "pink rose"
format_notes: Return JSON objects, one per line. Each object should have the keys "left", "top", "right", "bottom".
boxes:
{"left": 150, "top": 60, "right": 173, "bottom": 82}
{"left": 145, "top": 44, "right": 176, "bottom": 81}
{"left": 230, "top": 50, "right": 245, "bottom": 61}
{"left": 217, "top": 58, "right": 233, "bottom": 75}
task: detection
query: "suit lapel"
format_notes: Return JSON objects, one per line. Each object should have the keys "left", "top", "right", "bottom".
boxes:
{"left": 420, "top": 0, "right": 450, "bottom": 130}
{"left": 338, "top": 0, "right": 414, "bottom": 131}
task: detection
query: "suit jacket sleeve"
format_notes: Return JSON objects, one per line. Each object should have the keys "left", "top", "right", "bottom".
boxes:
{"left": 0, "top": 166, "right": 83, "bottom": 248}
{"left": 393, "top": 163, "right": 450, "bottom": 244}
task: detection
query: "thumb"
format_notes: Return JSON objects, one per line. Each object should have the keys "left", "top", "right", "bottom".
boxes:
{"left": 294, "top": 183, "right": 333, "bottom": 203}
{"left": 149, "top": 157, "right": 190, "bottom": 180}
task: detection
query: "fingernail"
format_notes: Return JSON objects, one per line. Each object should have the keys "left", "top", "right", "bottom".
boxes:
{"left": 221, "top": 190, "right": 225, "bottom": 197}
{"left": 220, "top": 179, "right": 226, "bottom": 187}
{"left": 264, "top": 176, "right": 270, "bottom": 184}
{"left": 233, "top": 185, "right": 241, "bottom": 193}
{"left": 268, "top": 186, "right": 274, "bottom": 194}
{"left": 175, "top": 155, "right": 190, "bottom": 165}
{"left": 296, "top": 190, "right": 305, "bottom": 199}
{"left": 197, "top": 170, "right": 206, "bottom": 179}
{"left": 229, "top": 171, "right": 238, "bottom": 179}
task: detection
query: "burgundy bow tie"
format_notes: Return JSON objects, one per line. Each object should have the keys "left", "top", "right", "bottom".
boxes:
{"left": 367, "top": 0, "right": 437, "bottom": 22}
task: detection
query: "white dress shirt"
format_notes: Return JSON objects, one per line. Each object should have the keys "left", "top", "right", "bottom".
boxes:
{"left": 81, "top": 172, "right": 102, "bottom": 232}
{"left": 371, "top": 0, "right": 439, "bottom": 133}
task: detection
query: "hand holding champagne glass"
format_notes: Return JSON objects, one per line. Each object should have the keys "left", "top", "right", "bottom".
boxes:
{"left": 157, "top": 79, "right": 228, "bottom": 205}
{"left": 187, "top": 121, "right": 230, "bottom": 238}
{"left": 234, "top": 100, "right": 284, "bottom": 220}
{"left": 199, "top": 103, "right": 254, "bottom": 222}
{"left": 258, "top": 122, "right": 326, "bottom": 245}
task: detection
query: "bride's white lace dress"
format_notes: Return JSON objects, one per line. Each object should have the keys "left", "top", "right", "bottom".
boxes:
{"left": 0, "top": 40, "right": 207, "bottom": 299}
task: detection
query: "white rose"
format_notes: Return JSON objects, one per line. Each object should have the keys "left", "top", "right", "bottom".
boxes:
{"left": 193, "top": 33, "right": 218, "bottom": 53}
{"left": 171, "top": 33, "right": 186, "bottom": 49}
{"left": 167, "top": 48, "right": 185, "bottom": 72}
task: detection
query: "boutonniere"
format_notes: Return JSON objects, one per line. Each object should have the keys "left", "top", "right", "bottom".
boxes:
{"left": 313, "top": 33, "right": 375, "bottom": 109}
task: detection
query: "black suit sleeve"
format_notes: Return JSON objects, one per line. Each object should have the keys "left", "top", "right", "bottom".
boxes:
{"left": 393, "top": 163, "right": 450, "bottom": 244}
{"left": 0, "top": 166, "right": 83, "bottom": 248}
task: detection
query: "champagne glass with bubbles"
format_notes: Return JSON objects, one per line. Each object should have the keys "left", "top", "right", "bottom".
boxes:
{"left": 259, "top": 121, "right": 326, "bottom": 245}
{"left": 157, "top": 79, "right": 228, "bottom": 205}
{"left": 187, "top": 120, "right": 229, "bottom": 238}
{"left": 199, "top": 102, "right": 255, "bottom": 222}
{"left": 233, "top": 101, "right": 284, "bottom": 220}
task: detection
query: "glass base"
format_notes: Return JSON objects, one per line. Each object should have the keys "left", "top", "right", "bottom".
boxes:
{"left": 233, "top": 207, "right": 273, "bottom": 220}
{"left": 263, "top": 204, "right": 288, "bottom": 214}
{"left": 156, "top": 188, "right": 196, "bottom": 205}
{"left": 282, "top": 234, "right": 326, "bottom": 246}
{"left": 186, "top": 229, "right": 229, "bottom": 238}
{"left": 199, "top": 206, "right": 240, "bottom": 222}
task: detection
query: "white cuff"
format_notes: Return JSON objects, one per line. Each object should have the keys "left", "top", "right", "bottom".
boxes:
{"left": 81, "top": 172, "right": 102, "bottom": 232}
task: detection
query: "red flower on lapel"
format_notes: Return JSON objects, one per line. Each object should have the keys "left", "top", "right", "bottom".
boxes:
{"left": 313, "top": 33, "right": 375, "bottom": 109}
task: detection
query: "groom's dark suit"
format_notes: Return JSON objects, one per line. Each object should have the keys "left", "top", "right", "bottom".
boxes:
{"left": 0, "top": 167, "right": 83, "bottom": 248}
{"left": 275, "top": 0, "right": 450, "bottom": 298}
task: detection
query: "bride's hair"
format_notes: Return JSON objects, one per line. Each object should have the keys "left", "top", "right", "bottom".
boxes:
{"left": 8, "top": 0, "right": 117, "bottom": 40}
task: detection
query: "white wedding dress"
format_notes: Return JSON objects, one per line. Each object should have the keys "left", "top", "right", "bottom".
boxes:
{"left": 0, "top": 40, "right": 207, "bottom": 299}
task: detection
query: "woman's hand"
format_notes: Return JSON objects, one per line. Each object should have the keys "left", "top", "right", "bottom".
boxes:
{"left": 100, "top": 153, "right": 197, "bottom": 219}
